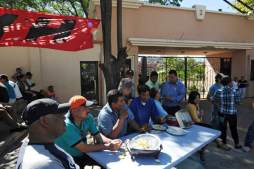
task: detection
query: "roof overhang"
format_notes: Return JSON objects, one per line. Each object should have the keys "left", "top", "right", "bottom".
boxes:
{"left": 129, "top": 38, "right": 254, "bottom": 50}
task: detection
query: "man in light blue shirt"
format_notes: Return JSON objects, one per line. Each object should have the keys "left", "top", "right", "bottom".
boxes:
{"left": 160, "top": 70, "right": 186, "bottom": 115}
{"left": 207, "top": 73, "right": 223, "bottom": 101}
{"left": 207, "top": 73, "right": 223, "bottom": 130}
{"left": 98, "top": 90, "right": 141, "bottom": 139}
{"left": 149, "top": 88, "right": 168, "bottom": 118}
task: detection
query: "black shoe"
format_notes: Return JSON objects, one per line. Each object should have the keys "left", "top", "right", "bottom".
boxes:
{"left": 235, "top": 144, "right": 242, "bottom": 149}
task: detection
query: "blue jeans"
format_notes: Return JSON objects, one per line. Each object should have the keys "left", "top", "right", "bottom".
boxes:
{"left": 245, "top": 121, "right": 254, "bottom": 147}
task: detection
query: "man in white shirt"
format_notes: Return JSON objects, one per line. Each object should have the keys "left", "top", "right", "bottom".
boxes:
{"left": 7, "top": 80, "right": 27, "bottom": 119}
{"left": 9, "top": 80, "right": 23, "bottom": 100}
{"left": 232, "top": 77, "right": 238, "bottom": 91}
{"left": 25, "top": 72, "right": 36, "bottom": 90}
{"left": 16, "top": 99, "right": 79, "bottom": 169}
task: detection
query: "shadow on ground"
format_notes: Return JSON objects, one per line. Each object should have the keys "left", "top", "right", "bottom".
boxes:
{"left": 200, "top": 98, "right": 254, "bottom": 169}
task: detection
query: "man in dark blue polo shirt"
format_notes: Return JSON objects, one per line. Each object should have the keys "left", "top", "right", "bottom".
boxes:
{"left": 129, "top": 85, "right": 161, "bottom": 130}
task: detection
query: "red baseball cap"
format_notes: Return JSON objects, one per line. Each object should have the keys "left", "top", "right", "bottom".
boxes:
{"left": 69, "top": 95, "right": 94, "bottom": 110}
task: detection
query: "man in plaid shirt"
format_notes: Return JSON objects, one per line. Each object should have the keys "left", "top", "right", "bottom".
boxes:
{"left": 214, "top": 76, "right": 242, "bottom": 150}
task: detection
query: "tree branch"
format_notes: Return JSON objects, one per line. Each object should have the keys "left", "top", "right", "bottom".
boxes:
{"left": 79, "top": 0, "right": 89, "bottom": 17}
{"left": 236, "top": 0, "right": 254, "bottom": 11}
{"left": 53, "top": 7, "right": 63, "bottom": 15}
{"left": 68, "top": 0, "right": 79, "bottom": 16}
{"left": 59, "top": 2, "right": 76, "bottom": 16}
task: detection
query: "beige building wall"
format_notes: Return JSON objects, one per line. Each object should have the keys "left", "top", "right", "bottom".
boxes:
{"left": 205, "top": 52, "right": 231, "bottom": 96}
{"left": 206, "top": 52, "right": 233, "bottom": 80}
{"left": 205, "top": 58, "right": 220, "bottom": 93}
{"left": 231, "top": 50, "right": 248, "bottom": 78}
{"left": 0, "top": 47, "right": 30, "bottom": 79}
{"left": 93, "top": 3, "right": 254, "bottom": 56}
{"left": 0, "top": 45, "right": 103, "bottom": 103}
{"left": 39, "top": 45, "right": 102, "bottom": 102}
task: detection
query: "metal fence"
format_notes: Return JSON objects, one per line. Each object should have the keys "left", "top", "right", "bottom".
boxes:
{"left": 138, "top": 56, "right": 230, "bottom": 98}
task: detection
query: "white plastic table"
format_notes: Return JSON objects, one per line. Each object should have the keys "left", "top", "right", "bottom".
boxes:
{"left": 87, "top": 125, "right": 221, "bottom": 169}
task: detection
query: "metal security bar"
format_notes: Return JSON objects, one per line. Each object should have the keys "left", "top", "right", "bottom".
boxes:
{"left": 138, "top": 56, "right": 231, "bottom": 99}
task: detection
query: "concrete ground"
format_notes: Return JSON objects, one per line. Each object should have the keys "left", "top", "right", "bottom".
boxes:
{"left": 202, "top": 98, "right": 254, "bottom": 169}
{"left": 0, "top": 100, "right": 254, "bottom": 169}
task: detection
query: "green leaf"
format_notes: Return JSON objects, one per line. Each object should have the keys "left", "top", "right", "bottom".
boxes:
{"left": 0, "top": 0, "right": 89, "bottom": 16}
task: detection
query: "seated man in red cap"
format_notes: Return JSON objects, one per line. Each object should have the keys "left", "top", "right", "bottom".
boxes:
{"left": 55, "top": 95, "right": 122, "bottom": 168}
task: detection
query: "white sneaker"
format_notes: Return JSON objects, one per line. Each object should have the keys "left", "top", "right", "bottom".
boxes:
{"left": 242, "top": 146, "right": 251, "bottom": 152}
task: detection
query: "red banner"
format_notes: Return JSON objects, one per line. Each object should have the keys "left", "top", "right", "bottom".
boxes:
{"left": 0, "top": 8, "right": 100, "bottom": 51}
